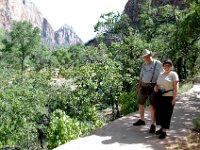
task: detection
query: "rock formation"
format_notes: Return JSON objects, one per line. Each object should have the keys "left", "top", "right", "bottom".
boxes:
{"left": 0, "top": 0, "right": 83, "bottom": 47}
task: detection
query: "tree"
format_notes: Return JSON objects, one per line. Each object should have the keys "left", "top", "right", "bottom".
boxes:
{"left": 166, "top": 0, "right": 200, "bottom": 79}
{"left": 0, "top": 28, "right": 5, "bottom": 61}
{"left": 0, "top": 28, "right": 5, "bottom": 50}
{"left": 52, "top": 46, "right": 71, "bottom": 69}
{"left": 29, "top": 43, "right": 52, "bottom": 71}
{"left": 109, "top": 28, "right": 146, "bottom": 92}
{"left": 95, "top": 11, "right": 131, "bottom": 35}
{"left": 94, "top": 11, "right": 131, "bottom": 44}
{"left": 2, "top": 21, "right": 41, "bottom": 75}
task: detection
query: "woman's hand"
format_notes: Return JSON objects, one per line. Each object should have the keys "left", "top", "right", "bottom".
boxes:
{"left": 154, "top": 85, "right": 158, "bottom": 93}
{"left": 172, "top": 99, "right": 176, "bottom": 106}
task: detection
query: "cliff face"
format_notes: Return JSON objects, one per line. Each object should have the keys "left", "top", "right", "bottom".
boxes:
{"left": 0, "top": 0, "right": 83, "bottom": 47}
{"left": 55, "top": 24, "right": 82, "bottom": 47}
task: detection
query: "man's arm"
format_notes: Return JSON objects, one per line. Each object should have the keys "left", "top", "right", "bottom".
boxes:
{"left": 136, "top": 79, "right": 142, "bottom": 97}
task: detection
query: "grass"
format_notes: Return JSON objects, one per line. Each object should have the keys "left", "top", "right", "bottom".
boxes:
{"left": 165, "top": 131, "right": 200, "bottom": 150}
{"left": 178, "top": 81, "right": 193, "bottom": 94}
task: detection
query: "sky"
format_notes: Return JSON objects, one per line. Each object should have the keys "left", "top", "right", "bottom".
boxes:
{"left": 31, "top": 0, "right": 128, "bottom": 43}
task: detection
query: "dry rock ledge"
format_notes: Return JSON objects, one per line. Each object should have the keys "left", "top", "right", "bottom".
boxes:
{"left": 54, "top": 81, "right": 200, "bottom": 150}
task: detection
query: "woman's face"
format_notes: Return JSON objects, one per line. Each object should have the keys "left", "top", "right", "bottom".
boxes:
{"left": 163, "top": 64, "right": 172, "bottom": 73}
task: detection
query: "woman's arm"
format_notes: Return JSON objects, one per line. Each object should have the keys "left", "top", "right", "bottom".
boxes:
{"left": 172, "top": 81, "right": 179, "bottom": 105}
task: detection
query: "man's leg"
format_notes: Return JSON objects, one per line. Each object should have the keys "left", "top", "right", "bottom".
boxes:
{"left": 139, "top": 104, "right": 145, "bottom": 120}
{"left": 133, "top": 104, "right": 145, "bottom": 125}
{"left": 133, "top": 91, "right": 146, "bottom": 126}
{"left": 149, "top": 104, "right": 155, "bottom": 124}
{"left": 149, "top": 92, "right": 156, "bottom": 133}
{"left": 149, "top": 105, "right": 156, "bottom": 133}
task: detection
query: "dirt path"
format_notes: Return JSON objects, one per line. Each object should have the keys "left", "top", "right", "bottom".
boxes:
{"left": 54, "top": 82, "right": 200, "bottom": 150}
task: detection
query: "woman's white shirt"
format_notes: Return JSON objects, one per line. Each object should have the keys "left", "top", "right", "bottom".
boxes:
{"left": 157, "top": 71, "right": 179, "bottom": 96}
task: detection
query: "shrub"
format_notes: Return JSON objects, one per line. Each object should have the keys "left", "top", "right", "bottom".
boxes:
{"left": 47, "top": 107, "right": 105, "bottom": 150}
{"left": 193, "top": 115, "right": 200, "bottom": 131}
{"left": 118, "top": 91, "right": 138, "bottom": 115}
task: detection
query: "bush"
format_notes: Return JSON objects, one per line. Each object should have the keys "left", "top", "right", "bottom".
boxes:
{"left": 193, "top": 115, "right": 200, "bottom": 131}
{"left": 47, "top": 107, "right": 105, "bottom": 150}
{"left": 118, "top": 91, "right": 138, "bottom": 115}
{"left": 47, "top": 110, "right": 81, "bottom": 149}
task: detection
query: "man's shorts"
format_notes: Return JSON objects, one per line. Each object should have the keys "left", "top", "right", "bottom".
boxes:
{"left": 137, "top": 87, "right": 155, "bottom": 105}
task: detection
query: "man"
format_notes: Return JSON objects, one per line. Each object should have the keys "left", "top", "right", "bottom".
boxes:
{"left": 133, "top": 49, "right": 163, "bottom": 133}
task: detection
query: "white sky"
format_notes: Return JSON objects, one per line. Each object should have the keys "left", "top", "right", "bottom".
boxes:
{"left": 31, "top": 0, "right": 128, "bottom": 43}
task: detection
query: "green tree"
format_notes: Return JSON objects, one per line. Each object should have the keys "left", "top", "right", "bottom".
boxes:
{"left": 0, "top": 28, "right": 5, "bottom": 50}
{"left": 68, "top": 44, "right": 85, "bottom": 67}
{"left": 29, "top": 43, "right": 52, "bottom": 71}
{"left": 94, "top": 11, "right": 131, "bottom": 44}
{"left": 52, "top": 46, "right": 71, "bottom": 69}
{"left": 94, "top": 11, "right": 131, "bottom": 34}
{"left": 166, "top": 0, "right": 200, "bottom": 79}
{"left": 2, "top": 21, "right": 41, "bottom": 75}
{"left": 94, "top": 11, "right": 122, "bottom": 36}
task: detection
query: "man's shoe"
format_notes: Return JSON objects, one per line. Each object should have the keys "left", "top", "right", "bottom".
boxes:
{"left": 155, "top": 128, "right": 163, "bottom": 135}
{"left": 158, "top": 131, "right": 167, "bottom": 139}
{"left": 149, "top": 124, "right": 155, "bottom": 133}
{"left": 133, "top": 119, "right": 145, "bottom": 126}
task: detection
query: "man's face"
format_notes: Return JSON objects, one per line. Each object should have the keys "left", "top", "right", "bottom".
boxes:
{"left": 143, "top": 54, "right": 151, "bottom": 62}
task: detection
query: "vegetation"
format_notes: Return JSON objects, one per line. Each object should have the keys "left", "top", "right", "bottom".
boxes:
{"left": 0, "top": 0, "right": 200, "bottom": 149}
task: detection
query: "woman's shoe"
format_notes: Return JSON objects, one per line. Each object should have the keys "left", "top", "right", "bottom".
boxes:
{"left": 155, "top": 128, "right": 162, "bottom": 135}
{"left": 158, "top": 131, "right": 167, "bottom": 139}
{"left": 149, "top": 124, "right": 155, "bottom": 133}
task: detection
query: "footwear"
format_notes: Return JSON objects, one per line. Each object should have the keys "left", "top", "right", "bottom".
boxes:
{"left": 158, "top": 131, "right": 167, "bottom": 139}
{"left": 133, "top": 119, "right": 145, "bottom": 126}
{"left": 149, "top": 124, "right": 156, "bottom": 133}
{"left": 155, "top": 128, "right": 163, "bottom": 135}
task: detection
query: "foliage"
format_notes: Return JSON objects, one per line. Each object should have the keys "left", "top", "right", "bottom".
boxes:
{"left": 94, "top": 11, "right": 122, "bottom": 36}
{"left": 67, "top": 44, "right": 86, "bottom": 67}
{"left": 0, "top": 69, "right": 49, "bottom": 149}
{"left": 62, "top": 45, "right": 124, "bottom": 116}
{"left": 47, "top": 110, "right": 81, "bottom": 149}
{"left": 193, "top": 115, "right": 200, "bottom": 131}
{"left": 52, "top": 46, "right": 71, "bottom": 68}
{"left": 0, "top": 28, "right": 5, "bottom": 51}
{"left": 178, "top": 81, "right": 193, "bottom": 94}
{"left": 118, "top": 91, "right": 138, "bottom": 115}
{"left": 109, "top": 30, "right": 145, "bottom": 92}
{"left": 47, "top": 107, "right": 104, "bottom": 149}
{"left": 94, "top": 11, "right": 131, "bottom": 44}
{"left": 29, "top": 44, "right": 52, "bottom": 71}
{"left": 2, "top": 21, "right": 41, "bottom": 74}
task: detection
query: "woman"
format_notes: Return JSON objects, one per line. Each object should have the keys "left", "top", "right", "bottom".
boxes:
{"left": 154, "top": 59, "right": 179, "bottom": 139}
